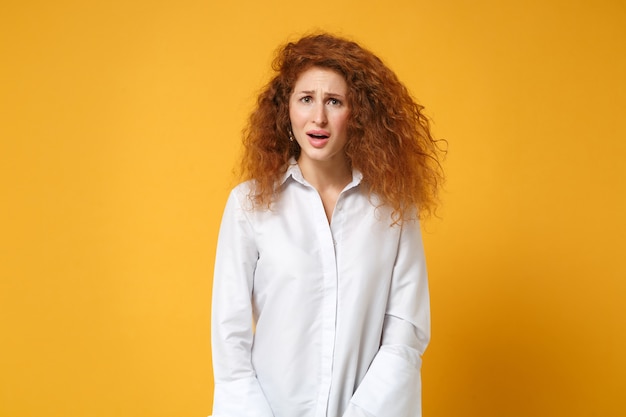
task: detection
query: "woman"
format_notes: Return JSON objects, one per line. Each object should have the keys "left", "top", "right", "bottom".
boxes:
{"left": 211, "top": 33, "right": 444, "bottom": 417}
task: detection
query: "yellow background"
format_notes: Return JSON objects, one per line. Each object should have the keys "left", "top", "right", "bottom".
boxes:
{"left": 1, "top": 0, "right": 625, "bottom": 416}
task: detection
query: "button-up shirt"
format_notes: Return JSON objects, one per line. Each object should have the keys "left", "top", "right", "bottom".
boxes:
{"left": 211, "top": 162, "right": 430, "bottom": 417}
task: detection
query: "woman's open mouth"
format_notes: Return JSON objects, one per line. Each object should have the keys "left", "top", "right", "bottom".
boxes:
{"left": 307, "top": 131, "right": 330, "bottom": 139}
{"left": 306, "top": 131, "right": 330, "bottom": 148}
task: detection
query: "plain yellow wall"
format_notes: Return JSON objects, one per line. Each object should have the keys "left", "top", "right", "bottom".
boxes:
{"left": 1, "top": 0, "right": 625, "bottom": 416}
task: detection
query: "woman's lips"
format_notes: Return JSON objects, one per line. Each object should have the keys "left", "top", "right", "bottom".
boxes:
{"left": 306, "top": 131, "right": 330, "bottom": 148}
{"left": 307, "top": 130, "right": 330, "bottom": 138}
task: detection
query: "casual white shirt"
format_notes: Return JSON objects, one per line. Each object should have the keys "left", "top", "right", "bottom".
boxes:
{"left": 211, "top": 161, "right": 431, "bottom": 417}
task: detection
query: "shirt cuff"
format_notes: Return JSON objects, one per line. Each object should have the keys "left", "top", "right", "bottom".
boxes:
{"left": 212, "top": 376, "right": 274, "bottom": 417}
{"left": 347, "top": 347, "right": 422, "bottom": 417}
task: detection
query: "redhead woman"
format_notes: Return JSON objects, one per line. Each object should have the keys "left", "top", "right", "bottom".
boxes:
{"left": 210, "top": 33, "right": 444, "bottom": 417}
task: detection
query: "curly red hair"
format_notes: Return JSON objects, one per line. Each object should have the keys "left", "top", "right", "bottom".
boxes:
{"left": 240, "top": 33, "right": 445, "bottom": 222}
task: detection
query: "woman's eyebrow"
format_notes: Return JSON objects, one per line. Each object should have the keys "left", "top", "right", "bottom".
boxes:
{"left": 295, "top": 90, "right": 345, "bottom": 98}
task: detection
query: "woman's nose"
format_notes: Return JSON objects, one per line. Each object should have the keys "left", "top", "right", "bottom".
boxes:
{"left": 313, "top": 103, "right": 328, "bottom": 125}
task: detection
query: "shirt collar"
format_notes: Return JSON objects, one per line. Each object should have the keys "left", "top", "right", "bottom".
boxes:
{"left": 280, "top": 158, "right": 363, "bottom": 190}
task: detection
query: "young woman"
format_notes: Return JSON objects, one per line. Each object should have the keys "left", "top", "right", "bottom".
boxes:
{"left": 211, "top": 33, "right": 444, "bottom": 417}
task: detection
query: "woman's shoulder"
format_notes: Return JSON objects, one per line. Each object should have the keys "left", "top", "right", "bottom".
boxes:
{"left": 226, "top": 180, "right": 256, "bottom": 207}
{"left": 230, "top": 180, "right": 255, "bottom": 194}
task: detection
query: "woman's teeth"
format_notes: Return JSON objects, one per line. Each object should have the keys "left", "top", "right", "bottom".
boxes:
{"left": 308, "top": 134, "right": 329, "bottom": 139}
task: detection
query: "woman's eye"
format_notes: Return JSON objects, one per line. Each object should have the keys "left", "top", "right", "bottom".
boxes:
{"left": 328, "top": 98, "right": 341, "bottom": 106}
{"left": 300, "top": 96, "right": 312, "bottom": 103}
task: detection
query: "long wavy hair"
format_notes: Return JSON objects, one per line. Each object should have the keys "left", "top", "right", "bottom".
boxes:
{"left": 240, "top": 33, "right": 445, "bottom": 222}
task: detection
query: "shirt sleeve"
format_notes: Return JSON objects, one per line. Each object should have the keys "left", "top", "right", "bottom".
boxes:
{"left": 210, "top": 188, "right": 274, "bottom": 417}
{"left": 343, "top": 218, "right": 431, "bottom": 417}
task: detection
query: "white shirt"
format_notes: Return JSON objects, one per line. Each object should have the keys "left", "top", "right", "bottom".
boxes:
{"left": 211, "top": 162, "right": 430, "bottom": 417}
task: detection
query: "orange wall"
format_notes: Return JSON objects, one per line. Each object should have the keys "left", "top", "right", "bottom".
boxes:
{"left": 1, "top": 1, "right": 624, "bottom": 416}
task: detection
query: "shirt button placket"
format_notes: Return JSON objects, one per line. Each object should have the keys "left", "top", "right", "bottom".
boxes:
{"left": 312, "top": 189, "right": 339, "bottom": 417}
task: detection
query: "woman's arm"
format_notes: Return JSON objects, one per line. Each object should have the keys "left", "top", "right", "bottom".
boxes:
{"left": 343, "top": 218, "right": 430, "bottom": 417}
{"left": 211, "top": 188, "right": 274, "bottom": 417}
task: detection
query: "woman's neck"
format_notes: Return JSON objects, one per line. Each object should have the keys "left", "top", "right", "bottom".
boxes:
{"left": 297, "top": 155, "right": 352, "bottom": 223}
{"left": 297, "top": 156, "right": 352, "bottom": 193}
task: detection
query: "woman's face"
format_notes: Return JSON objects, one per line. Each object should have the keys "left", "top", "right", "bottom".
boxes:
{"left": 289, "top": 66, "right": 350, "bottom": 169}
